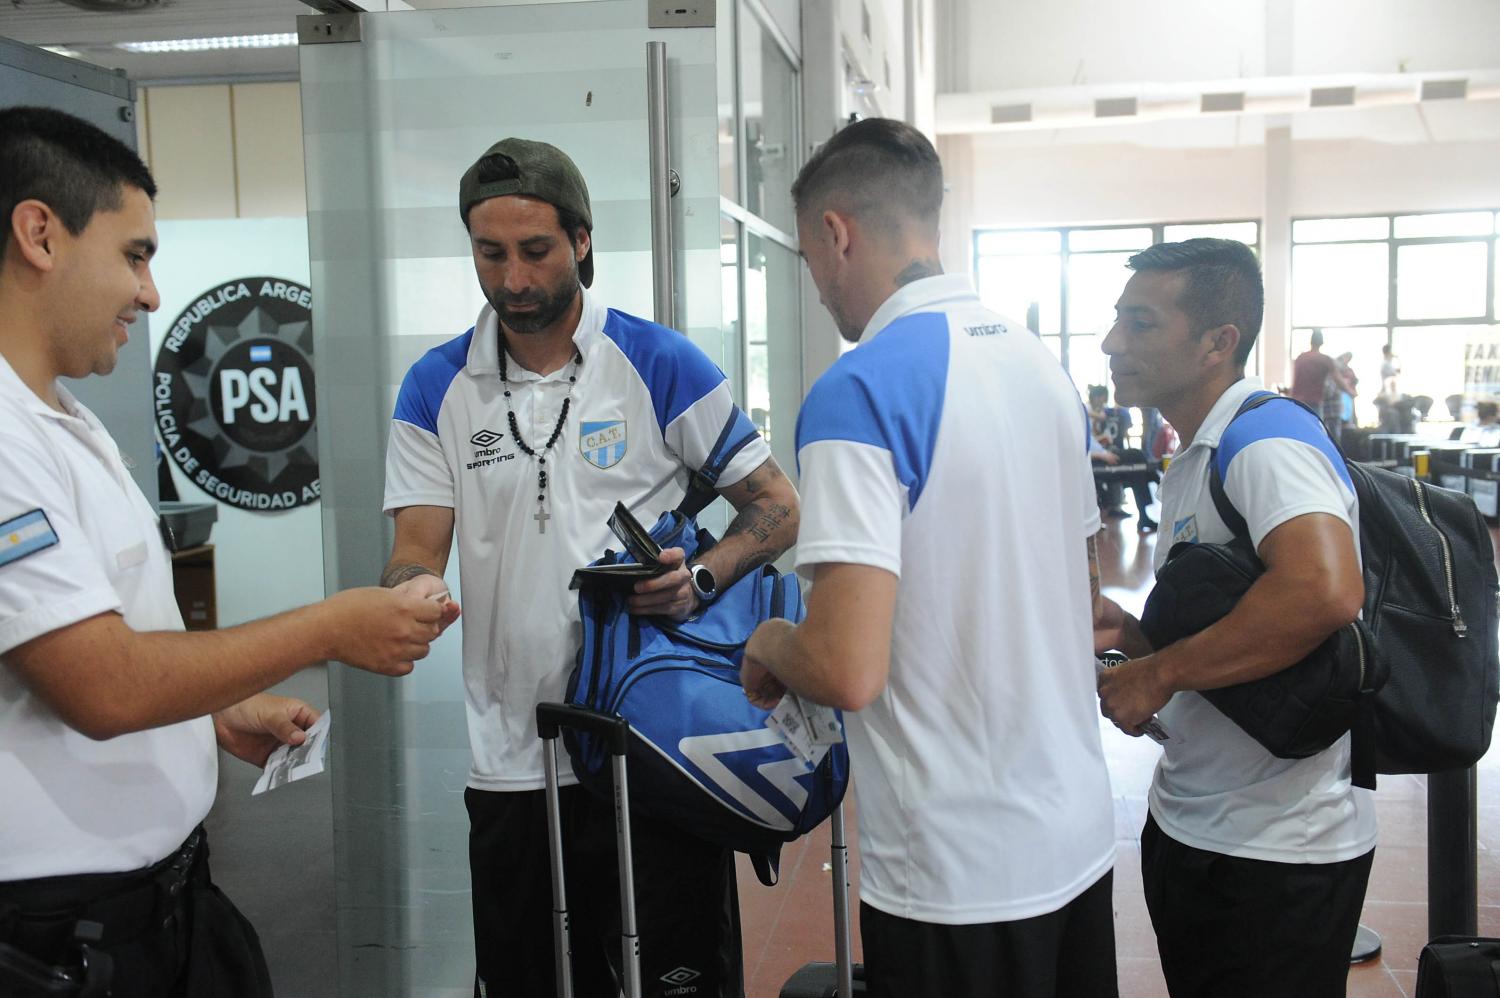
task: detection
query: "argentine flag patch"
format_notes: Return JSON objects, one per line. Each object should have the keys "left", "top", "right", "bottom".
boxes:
{"left": 0, "top": 509, "right": 59, "bottom": 568}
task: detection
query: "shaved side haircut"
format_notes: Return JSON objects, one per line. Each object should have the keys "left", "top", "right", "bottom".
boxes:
{"left": 791, "top": 118, "right": 943, "bottom": 234}
{"left": 1127, "top": 238, "right": 1264, "bottom": 367}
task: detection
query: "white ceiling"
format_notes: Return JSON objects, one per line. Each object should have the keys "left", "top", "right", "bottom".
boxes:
{"left": 0, "top": 0, "right": 310, "bottom": 82}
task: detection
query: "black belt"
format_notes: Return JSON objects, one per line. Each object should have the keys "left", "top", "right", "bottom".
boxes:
{"left": 0, "top": 827, "right": 206, "bottom": 994}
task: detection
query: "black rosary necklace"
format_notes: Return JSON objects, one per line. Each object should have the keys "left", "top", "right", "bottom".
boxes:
{"left": 499, "top": 345, "right": 580, "bottom": 534}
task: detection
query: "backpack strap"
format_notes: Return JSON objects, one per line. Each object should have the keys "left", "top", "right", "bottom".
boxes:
{"left": 676, "top": 413, "right": 762, "bottom": 519}
{"left": 1208, "top": 390, "right": 1378, "bottom": 790}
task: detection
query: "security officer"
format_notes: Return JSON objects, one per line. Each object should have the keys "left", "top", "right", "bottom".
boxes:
{"left": 0, "top": 106, "right": 452, "bottom": 998}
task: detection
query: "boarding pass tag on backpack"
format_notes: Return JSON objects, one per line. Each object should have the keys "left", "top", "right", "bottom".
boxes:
{"left": 766, "top": 693, "right": 837, "bottom": 770}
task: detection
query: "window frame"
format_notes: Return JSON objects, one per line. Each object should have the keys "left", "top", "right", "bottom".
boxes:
{"left": 970, "top": 219, "right": 1263, "bottom": 377}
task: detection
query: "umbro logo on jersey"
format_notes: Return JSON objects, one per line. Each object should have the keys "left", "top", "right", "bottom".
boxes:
{"left": 661, "top": 966, "right": 701, "bottom": 993}
{"left": 466, "top": 428, "right": 515, "bottom": 471}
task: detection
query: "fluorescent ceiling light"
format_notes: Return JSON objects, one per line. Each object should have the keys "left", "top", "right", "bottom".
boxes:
{"left": 117, "top": 33, "right": 297, "bottom": 54}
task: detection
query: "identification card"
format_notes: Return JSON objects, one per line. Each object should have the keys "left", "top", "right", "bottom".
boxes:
{"left": 765, "top": 693, "right": 840, "bottom": 769}
{"left": 252, "top": 710, "right": 333, "bottom": 796}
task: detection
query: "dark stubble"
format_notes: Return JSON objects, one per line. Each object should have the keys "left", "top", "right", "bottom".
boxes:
{"left": 488, "top": 250, "right": 581, "bottom": 336}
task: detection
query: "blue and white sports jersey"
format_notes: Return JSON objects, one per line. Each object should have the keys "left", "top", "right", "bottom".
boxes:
{"left": 1150, "top": 377, "right": 1375, "bottom": 863}
{"left": 384, "top": 291, "right": 769, "bottom": 790}
{"left": 794, "top": 275, "right": 1114, "bottom": 924}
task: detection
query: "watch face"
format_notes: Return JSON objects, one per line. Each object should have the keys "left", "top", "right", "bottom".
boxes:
{"left": 691, "top": 564, "right": 717, "bottom": 598}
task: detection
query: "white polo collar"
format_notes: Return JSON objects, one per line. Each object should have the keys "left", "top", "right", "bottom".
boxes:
{"left": 466, "top": 287, "right": 607, "bottom": 383}
{"left": 0, "top": 349, "right": 87, "bottom": 425}
{"left": 859, "top": 273, "right": 980, "bottom": 345}
{"left": 1180, "top": 376, "right": 1265, "bottom": 454}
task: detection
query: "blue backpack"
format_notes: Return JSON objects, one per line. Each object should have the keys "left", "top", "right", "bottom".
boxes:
{"left": 563, "top": 420, "right": 850, "bottom": 884}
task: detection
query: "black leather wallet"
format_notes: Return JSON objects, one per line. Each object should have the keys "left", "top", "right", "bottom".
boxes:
{"left": 569, "top": 502, "right": 669, "bottom": 592}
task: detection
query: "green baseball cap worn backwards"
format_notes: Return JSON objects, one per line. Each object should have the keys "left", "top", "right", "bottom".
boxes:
{"left": 459, "top": 137, "right": 595, "bottom": 288}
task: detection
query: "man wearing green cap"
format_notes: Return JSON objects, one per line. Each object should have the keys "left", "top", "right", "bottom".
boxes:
{"left": 380, "top": 138, "right": 799, "bottom": 996}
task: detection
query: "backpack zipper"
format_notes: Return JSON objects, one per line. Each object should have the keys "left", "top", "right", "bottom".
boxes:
{"left": 1351, "top": 621, "right": 1367, "bottom": 689}
{"left": 1413, "top": 478, "right": 1467, "bottom": 637}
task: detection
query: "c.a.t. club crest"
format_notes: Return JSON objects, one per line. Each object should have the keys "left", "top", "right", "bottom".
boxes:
{"left": 580, "top": 419, "right": 626, "bottom": 469}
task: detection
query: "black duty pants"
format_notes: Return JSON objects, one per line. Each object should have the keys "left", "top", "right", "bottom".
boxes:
{"left": 0, "top": 829, "right": 272, "bottom": 998}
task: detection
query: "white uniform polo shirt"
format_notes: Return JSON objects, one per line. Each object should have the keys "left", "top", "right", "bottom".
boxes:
{"left": 793, "top": 275, "right": 1115, "bottom": 924}
{"left": 1149, "top": 377, "right": 1376, "bottom": 863}
{"left": 0, "top": 354, "right": 216, "bottom": 881}
{"left": 384, "top": 290, "right": 769, "bottom": 791}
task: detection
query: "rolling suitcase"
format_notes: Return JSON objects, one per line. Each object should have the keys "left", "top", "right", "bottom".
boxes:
{"left": 779, "top": 804, "right": 867, "bottom": 996}
{"left": 537, "top": 701, "right": 643, "bottom": 998}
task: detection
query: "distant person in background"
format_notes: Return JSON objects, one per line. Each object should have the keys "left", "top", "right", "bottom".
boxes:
{"left": 1290, "top": 331, "right": 1353, "bottom": 438}
{"left": 1378, "top": 344, "right": 1401, "bottom": 403}
{"left": 1330, "top": 351, "right": 1357, "bottom": 436}
{"left": 1373, "top": 343, "right": 1409, "bottom": 432}
{"left": 1088, "top": 384, "right": 1157, "bottom": 532}
{"left": 1462, "top": 401, "right": 1500, "bottom": 446}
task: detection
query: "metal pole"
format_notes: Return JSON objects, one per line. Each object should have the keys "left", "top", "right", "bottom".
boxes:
{"left": 646, "top": 40, "right": 675, "bottom": 328}
{"left": 1428, "top": 766, "right": 1479, "bottom": 938}
{"left": 542, "top": 737, "right": 574, "bottom": 998}
{"left": 613, "top": 753, "right": 642, "bottom": 998}
{"left": 830, "top": 806, "right": 855, "bottom": 997}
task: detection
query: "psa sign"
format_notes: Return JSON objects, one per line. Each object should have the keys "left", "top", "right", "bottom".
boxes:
{"left": 153, "top": 277, "right": 320, "bottom": 511}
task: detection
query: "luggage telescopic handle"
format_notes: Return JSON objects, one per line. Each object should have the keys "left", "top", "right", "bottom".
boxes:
{"left": 536, "top": 703, "right": 631, "bottom": 755}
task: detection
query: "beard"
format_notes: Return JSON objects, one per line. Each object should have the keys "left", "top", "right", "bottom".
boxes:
{"left": 486, "top": 256, "right": 581, "bottom": 336}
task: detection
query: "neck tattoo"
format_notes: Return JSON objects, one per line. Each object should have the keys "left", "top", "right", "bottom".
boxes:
{"left": 499, "top": 344, "right": 580, "bottom": 534}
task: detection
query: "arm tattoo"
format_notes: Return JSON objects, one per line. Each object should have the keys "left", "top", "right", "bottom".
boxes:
{"left": 717, "top": 498, "right": 794, "bottom": 582}
{"left": 724, "top": 499, "right": 791, "bottom": 546}
{"left": 894, "top": 258, "right": 943, "bottom": 287}
{"left": 381, "top": 562, "right": 439, "bottom": 589}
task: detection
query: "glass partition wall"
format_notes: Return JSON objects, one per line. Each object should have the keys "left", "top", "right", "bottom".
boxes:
{"left": 299, "top": 6, "right": 720, "bottom": 994}
{"left": 717, "top": 0, "right": 803, "bottom": 489}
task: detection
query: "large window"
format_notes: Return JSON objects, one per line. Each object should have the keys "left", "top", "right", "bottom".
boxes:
{"left": 1292, "top": 211, "right": 1500, "bottom": 426}
{"left": 972, "top": 220, "right": 1262, "bottom": 396}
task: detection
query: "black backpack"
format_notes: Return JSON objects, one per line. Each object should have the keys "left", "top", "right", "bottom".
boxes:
{"left": 1208, "top": 392, "right": 1499, "bottom": 788}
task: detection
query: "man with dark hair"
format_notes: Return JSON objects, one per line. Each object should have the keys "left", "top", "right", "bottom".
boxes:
{"left": 1096, "top": 238, "right": 1373, "bottom": 997}
{"left": 381, "top": 136, "right": 798, "bottom": 997}
{"left": 0, "top": 106, "right": 450, "bottom": 997}
{"left": 742, "top": 117, "right": 1118, "bottom": 998}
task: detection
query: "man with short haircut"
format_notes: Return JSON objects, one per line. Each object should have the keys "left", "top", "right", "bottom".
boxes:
{"left": 1096, "top": 239, "right": 1373, "bottom": 997}
{"left": 381, "top": 137, "right": 798, "bottom": 997}
{"left": 0, "top": 106, "right": 449, "bottom": 998}
{"left": 741, "top": 118, "right": 1117, "bottom": 998}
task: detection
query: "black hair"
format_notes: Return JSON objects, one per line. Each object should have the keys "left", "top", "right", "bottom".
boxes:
{"left": 1126, "top": 238, "right": 1264, "bottom": 367}
{"left": 0, "top": 105, "right": 156, "bottom": 239}
{"left": 791, "top": 117, "right": 943, "bottom": 230}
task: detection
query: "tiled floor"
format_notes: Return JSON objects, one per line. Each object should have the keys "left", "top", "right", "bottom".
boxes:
{"left": 735, "top": 509, "right": 1500, "bottom": 998}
